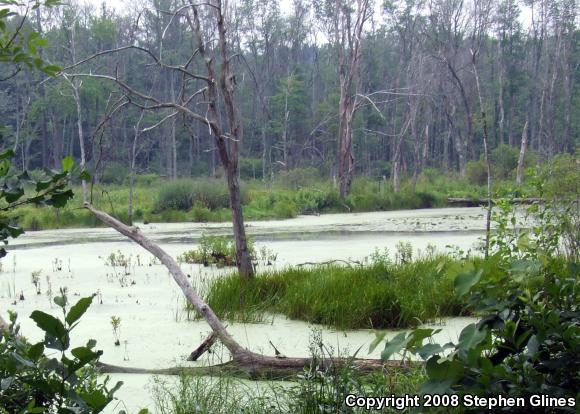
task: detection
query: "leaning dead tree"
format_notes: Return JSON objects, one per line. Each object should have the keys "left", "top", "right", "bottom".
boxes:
{"left": 64, "top": 0, "right": 254, "bottom": 278}
{"left": 85, "top": 203, "right": 399, "bottom": 378}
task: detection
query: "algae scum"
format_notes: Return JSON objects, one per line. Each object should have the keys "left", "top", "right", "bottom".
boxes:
{"left": 2, "top": 208, "right": 484, "bottom": 412}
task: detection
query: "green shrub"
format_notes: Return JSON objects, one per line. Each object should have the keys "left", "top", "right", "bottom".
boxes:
{"left": 491, "top": 143, "right": 519, "bottom": 179}
{"left": 273, "top": 200, "right": 298, "bottom": 218}
{"left": 369, "top": 160, "right": 391, "bottom": 177}
{"left": 541, "top": 153, "right": 580, "bottom": 200}
{"left": 294, "top": 188, "right": 335, "bottom": 213}
{"left": 275, "top": 168, "right": 323, "bottom": 189}
{"left": 190, "top": 202, "right": 213, "bottom": 222}
{"left": 465, "top": 160, "right": 487, "bottom": 185}
{"left": 100, "top": 161, "right": 129, "bottom": 184}
{"left": 155, "top": 180, "right": 195, "bottom": 211}
{"left": 239, "top": 157, "right": 263, "bottom": 179}
{"left": 191, "top": 179, "right": 233, "bottom": 210}
{"left": 178, "top": 234, "right": 255, "bottom": 267}
{"left": 134, "top": 174, "right": 161, "bottom": 186}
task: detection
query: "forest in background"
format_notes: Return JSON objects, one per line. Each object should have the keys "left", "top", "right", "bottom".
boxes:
{"left": 0, "top": 0, "right": 577, "bottom": 192}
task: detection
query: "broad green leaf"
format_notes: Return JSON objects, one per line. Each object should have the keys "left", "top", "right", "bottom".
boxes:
{"left": 79, "top": 169, "right": 91, "bottom": 181}
{"left": 415, "top": 342, "right": 454, "bottom": 360}
{"left": 454, "top": 269, "right": 483, "bottom": 296}
{"left": 66, "top": 296, "right": 93, "bottom": 325}
{"left": 6, "top": 225, "right": 23, "bottom": 238}
{"left": 27, "top": 342, "right": 45, "bottom": 361}
{"left": 457, "top": 324, "right": 487, "bottom": 350}
{"left": 3, "top": 187, "right": 25, "bottom": 203}
{"left": 78, "top": 389, "right": 110, "bottom": 410}
{"left": 61, "top": 156, "right": 74, "bottom": 172}
{"left": 425, "top": 355, "right": 464, "bottom": 382}
{"left": 53, "top": 295, "right": 67, "bottom": 308}
{"left": 381, "top": 331, "right": 411, "bottom": 361}
{"left": 71, "top": 346, "right": 99, "bottom": 364}
{"left": 47, "top": 190, "right": 74, "bottom": 208}
{"left": 368, "top": 331, "right": 387, "bottom": 353}
{"left": 407, "top": 328, "right": 440, "bottom": 349}
{"left": 420, "top": 379, "right": 454, "bottom": 395}
{"left": 0, "top": 149, "right": 15, "bottom": 160}
{"left": 30, "top": 311, "right": 66, "bottom": 340}
{"left": 0, "top": 159, "right": 10, "bottom": 176}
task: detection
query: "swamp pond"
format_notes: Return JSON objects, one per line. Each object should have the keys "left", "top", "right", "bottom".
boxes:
{"left": 2, "top": 207, "right": 486, "bottom": 412}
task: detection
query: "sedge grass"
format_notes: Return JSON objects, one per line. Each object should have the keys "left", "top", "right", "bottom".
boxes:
{"left": 205, "top": 256, "right": 477, "bottom": 330}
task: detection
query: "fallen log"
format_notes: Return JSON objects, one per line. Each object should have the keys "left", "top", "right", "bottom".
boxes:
{"left": 296, "top": 259, "right": 362, "bottom": 267}
{"left": 84, "top": 203, "right": 395, "bottom": 379}
{"left": 447, "top": 197, "right": 542, "bottom": 207}
{"left": 97, "top": 357, "right": 414, "bottom": 381}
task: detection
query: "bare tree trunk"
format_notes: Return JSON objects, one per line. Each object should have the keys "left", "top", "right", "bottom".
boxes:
{"left": 128, "top": 112, "right": 145, "bottom": 225}
{"left": 190, "top": 0, "right": 254, "bottom": 278}
{"left": 69, "top": 79, "right": 88, "bottom": 202}
{"left": 334, "top": 0, "right": 370, "bottom": 199}
{"left": 261, "top": 127, "right": 267, "bottom": 181}
{"left": 472, "top": 55, "right": 492, "bottom": 259}
{"left": 497, "top": 40, "right": 505, "bottom": 146}
{"left": 393, "top": 138, "right": 402, "bottom": 193}
{"left": 516, "top": 119, "right": 529, "bottom": 186}
{"left": 282, "top": 88, "right": 289, "bottom": 169}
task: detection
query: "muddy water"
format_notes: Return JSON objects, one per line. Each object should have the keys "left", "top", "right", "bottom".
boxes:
{"left": 1, "top": 208, "right": 485, "bottom": 413}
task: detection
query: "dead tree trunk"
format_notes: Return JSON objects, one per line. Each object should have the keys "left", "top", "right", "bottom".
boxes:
{"left": 128, "top": 111, "right": 145, "bottom": 225}
{"left": 65, "top": 0, "right": 256, "bottom": 279}
{"left": 516, "top": 119, "right": 529, "bottom": 186}
{"left": 333, "top": 0, "right": 371, "bottom": 199}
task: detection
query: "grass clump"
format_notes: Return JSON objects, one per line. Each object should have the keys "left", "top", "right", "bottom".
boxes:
{"left": 206, "top": 255, "right": 470, "bottom": 330}
{"left": 155, "top": 178, "right": 233, "bottom": 212}
{"left": 178, "top": 234, "right": 256, "bottom": 267}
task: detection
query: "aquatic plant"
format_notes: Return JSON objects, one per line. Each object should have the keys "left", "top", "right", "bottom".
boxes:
{"left": 110, "top": 315, "right": 122, "bottom": 346}
{"left": 178, "top": 234, "right": 256, "bottom": 267}
{"left": 31, "top": 270, "right": 42, "bottom": 295}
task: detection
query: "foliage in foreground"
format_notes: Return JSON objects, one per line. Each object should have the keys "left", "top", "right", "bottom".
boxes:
{"left": 375, "top": 196, "right": 579, "bottom": 412}
{"left": 0, "top": 292, "right": 129, "bottom": 414}
{"left": 0, "top": 150, "right": 75, "bottom": 256}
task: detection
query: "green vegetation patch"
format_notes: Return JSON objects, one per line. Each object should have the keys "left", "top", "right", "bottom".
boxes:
{"left": 206, "top": 256, "right": 474, "bottom": 330}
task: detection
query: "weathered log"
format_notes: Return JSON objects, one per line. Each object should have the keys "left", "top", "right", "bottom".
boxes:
{"left": 188, "top": 332, "right": 218, "bottom": 361}
{"left": 447, "top": 197, "right": 542, "bottom": 206}
{"left": 296, "top": 259, "right": 362, "bottom": 267}
{"left": 98, "top": 357, "right": 413, "bottom": 381}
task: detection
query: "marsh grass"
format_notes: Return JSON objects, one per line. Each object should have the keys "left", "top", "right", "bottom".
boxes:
{"left": 8, "top": 167, "right": 545, "bottom": 230}
{"left": 205, "top": 256, "right": 479, "bottom": 330}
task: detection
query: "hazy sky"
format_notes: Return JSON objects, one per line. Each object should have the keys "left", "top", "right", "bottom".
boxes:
{"left": 76, "top": 0, "right": 534, "bottom": 30}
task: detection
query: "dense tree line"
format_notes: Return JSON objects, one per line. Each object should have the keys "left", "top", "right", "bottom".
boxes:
{"left": 0, "top": 0, "right": 577, "bottom": 189}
